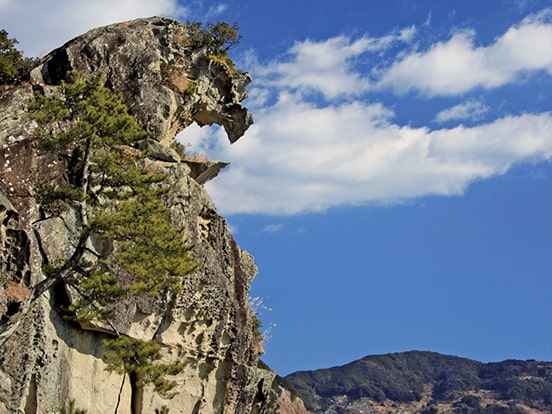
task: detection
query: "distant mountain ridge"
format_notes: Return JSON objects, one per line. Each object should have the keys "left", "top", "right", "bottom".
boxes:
{"left": 284, "top": 351, "right": 552, "bottom": 414}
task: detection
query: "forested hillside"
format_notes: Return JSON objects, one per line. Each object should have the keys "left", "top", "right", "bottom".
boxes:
{"left": 285, "top": 351, "right": 552, "bottom": 414}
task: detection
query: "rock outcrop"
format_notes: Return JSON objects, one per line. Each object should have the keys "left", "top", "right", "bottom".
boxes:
{"left": 33, "top": 17, "right": 253, "bottom": 145}
{"left": 0, "top": 17, "right": 284, "bottom": 414}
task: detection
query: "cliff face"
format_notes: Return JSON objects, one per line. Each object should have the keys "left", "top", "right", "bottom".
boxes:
{"left": 0, "top": 17, "right": 280, "bottom": 414}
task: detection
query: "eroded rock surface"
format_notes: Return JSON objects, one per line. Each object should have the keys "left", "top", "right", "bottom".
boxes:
{"left": 32, "top": 16, "right": 253, "bottom": 144}
{"left": 0, "top": 17, "right": 285, "bottom": 414}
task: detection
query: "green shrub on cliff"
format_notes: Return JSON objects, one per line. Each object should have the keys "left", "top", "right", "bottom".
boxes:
{"left": 0, "top": 29, "right": 34, "bottom": 84}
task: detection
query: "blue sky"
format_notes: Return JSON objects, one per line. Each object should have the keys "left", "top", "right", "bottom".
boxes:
{"left": 1, "top": 0, "right": 551, "bottom": 376}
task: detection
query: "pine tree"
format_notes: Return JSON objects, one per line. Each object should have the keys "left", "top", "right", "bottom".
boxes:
{"left": 28, "top": 71, "right": 195, "bottom": 401}
{"left": 103, "top": 336, "right": 185, "bottom": 397}
{"left": 0, "top": 29, "right": 34, "bottom": 84}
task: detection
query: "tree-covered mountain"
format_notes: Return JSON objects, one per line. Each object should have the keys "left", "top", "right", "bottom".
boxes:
{"left": 284, "top": 351, "right": 552, "bottom": 414}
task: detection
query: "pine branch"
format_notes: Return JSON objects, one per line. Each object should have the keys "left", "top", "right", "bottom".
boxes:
{"left": 31, "top": 231, "right": 89, "bottom": 301}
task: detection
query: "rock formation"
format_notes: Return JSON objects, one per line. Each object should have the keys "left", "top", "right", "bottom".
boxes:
{"left": 0, "top": 17, "right": 295, "bottom": 414}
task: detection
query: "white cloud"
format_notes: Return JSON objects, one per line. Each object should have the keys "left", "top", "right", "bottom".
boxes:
{"left": 253, "top": 28, "right": 415, "bottom": 100}
{"left": 0, "top": 0, "right": 187, "bottom": 57}
{"left": 174, "top": 11, "right": 552, "bottom": 216}
{"left": 377, "top": 10, "right": 552, "bottom": 96}
{"left": 190, "top": 93, "right": 552, "bottom": 215}
{"left": 245, "top": 10, "right": 552, "bottom": 102}
{"left": 435, "top": 100, "right": 489, "bottom": 123}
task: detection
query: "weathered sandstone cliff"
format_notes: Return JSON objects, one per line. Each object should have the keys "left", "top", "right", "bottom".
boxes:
{"left": 0, "top": 17, "right": 299, "bottom": 414}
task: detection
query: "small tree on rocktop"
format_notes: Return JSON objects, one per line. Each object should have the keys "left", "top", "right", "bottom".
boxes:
{"left": 179, "top": 21, "right": 242, "bottom": 71}
{"left": 183, "top": 21, "right": 242, "bottom": 56}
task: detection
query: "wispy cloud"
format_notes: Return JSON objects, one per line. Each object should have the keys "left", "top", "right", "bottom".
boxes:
{"left": 435, "top": 100, "right": 490, "bottom": 123}
{"left": 205, "top": 3, "right": 228, "bottom": 18}
{"left": 423, "top": 9, "right": 433, "bottom": 27}
{"left": 263, "top": 224, "right": 283, "bottom": 233}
